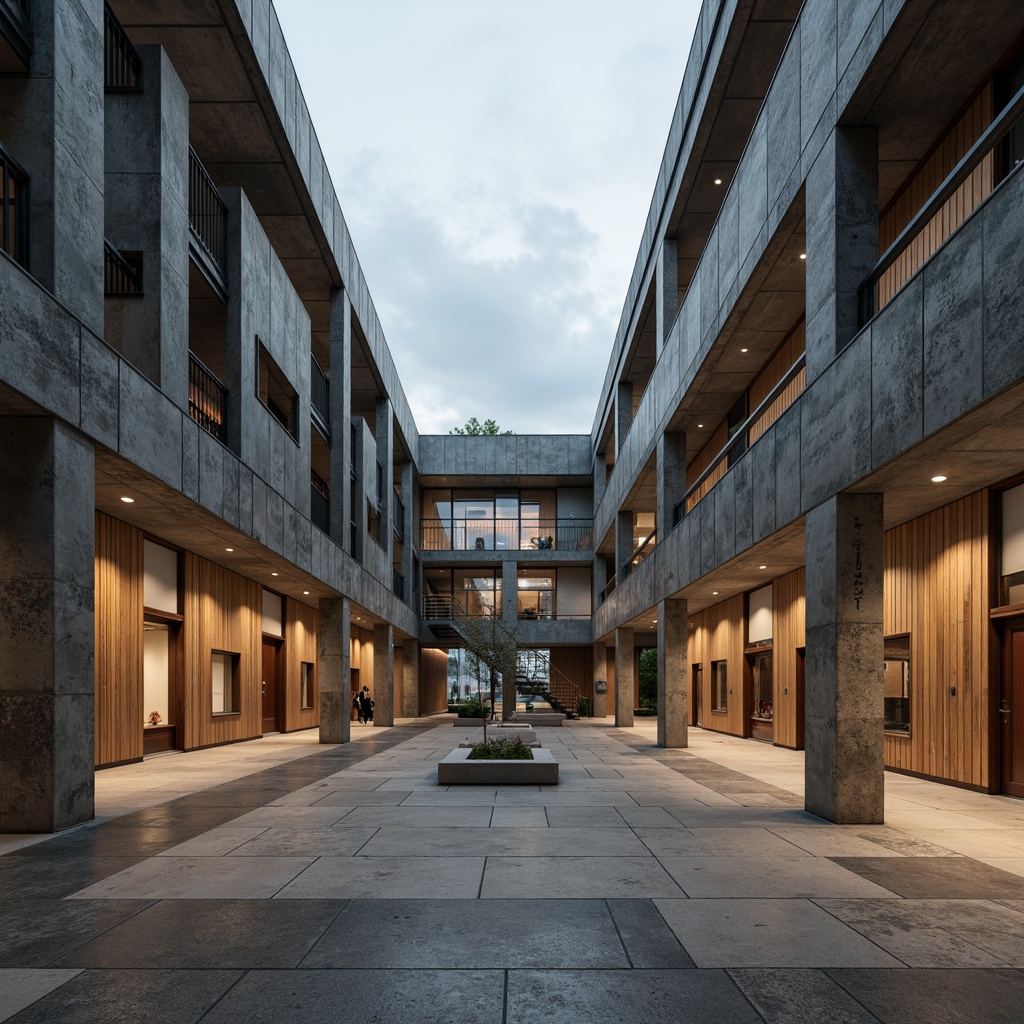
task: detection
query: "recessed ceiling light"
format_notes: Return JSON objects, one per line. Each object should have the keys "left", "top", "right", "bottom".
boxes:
{"left": 271, "top": 572, "right": 279, "bottom": 576}
{"left": 652, "top": 619, "right": 658, "bottom": 624}
{"left": 759, "top": 564, "right": 767, "bottom": 569}
{"left": 712, "top": 591, "right": 719, "bottom": 596}
{"left": 740, "top": 348, "right": 748, "bottom": 353}
{"left": 931, "top": 475, "right": 947, "bottom": 483}
{"left": 714, "top": 178, "right": 722, "bottom": 185}
{"left": 120, "top": 496, "right": 134, "bottom": 503}
{"left": 225, "top": 547, "right": 233, "bottom": 552}
{"left": 799, "top": 253, "right": 807, "bottom": 260}
{"left": 303, "top": 590, "right": 310, "bottom": 595}
{"left": 697, "top": 423, "right": 704, "bottom": 429}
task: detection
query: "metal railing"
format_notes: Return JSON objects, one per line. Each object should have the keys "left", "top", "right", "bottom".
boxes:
{"left": 188, "top": 352, "right": 227, "bottom": 442}
{"left": 517, "top": 648, "right": 581, "bottom": 718}
{"left": 103, "top": 240, "right": 142, "bottom": 295}
{"left": 310, "top": 354, "right": 330, "bottom": 439}
{"left": 674, "top": 353, "right": 806, "bottom": 526}
{"left": 858, "top": 78, "right": 1024, "bottom": 326}
{"left": 104, "top": 3, "right": 142, "bottom": 91}
{"left": 0, "top": 0, "right": 31, "bottom": 68}
{"left": 1, "top": 142, "right": 29, "bottom": 268}
{"left": 188, "top": 146, "right": 227, "bottom": 286}
{"left": 393, "top": 487, "right": 405, "bottom": 540}
{"left": 622, "top": 528, "right": 656, "bottom": 579}
{"left": 420, "top": 517, "right": 593, "bottom": 552}
{"left": 393, "top": 568, "right": 404, "bottom": 600}
{"left": 310, "top": 469, "right": 329, "bottom": 534}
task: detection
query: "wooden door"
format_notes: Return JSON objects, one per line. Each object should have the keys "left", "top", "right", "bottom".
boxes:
{"left": 1001, "top": 624, "right": 1024, "bottom": 797}
{"left": 693, "top": 664, "right": 703, "bottom": 727}
{"left": 262, "top": 640, "right": 280, "bottom": 734}
{"left": 794, "top": 648, "right": 806, "bottom": 750}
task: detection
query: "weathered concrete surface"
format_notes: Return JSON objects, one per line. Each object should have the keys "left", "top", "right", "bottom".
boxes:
{"left": 437, "top": 747, "right": 558, "bottom": 786}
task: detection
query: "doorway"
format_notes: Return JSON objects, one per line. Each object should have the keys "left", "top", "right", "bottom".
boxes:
{"left": 143, "top": 617, "right": 180, "bottom": 755}
{"left": 262, "top": 639, "right": 282, "bottom": 734}
{"left": 1001, "top": 621, "right": 1024, "bottom": 797}
{"left": 747, "top": 647, "right": 774, "bottom": 742}
{"left": 692, "top": 663, "right": 703, "bottom": 727}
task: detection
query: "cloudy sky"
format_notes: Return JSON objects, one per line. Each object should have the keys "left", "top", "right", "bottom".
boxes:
{"left": 276, "top": 1, "right": 702, "bottom": 436}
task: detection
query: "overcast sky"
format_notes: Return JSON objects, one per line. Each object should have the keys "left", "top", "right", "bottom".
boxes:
{"left": 275, "top": 0, "right": 702, "bottom": 436}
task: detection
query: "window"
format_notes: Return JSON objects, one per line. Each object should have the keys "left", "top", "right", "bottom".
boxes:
{"left": 256, "top": 338, "right": 298, "bottom": 440}
{"left": 518, "top": 572, "right": 553, "bottom": 619}
{"left": 712, "top": 660, "right": 728, "bottom": 712}
{"left": 751, "top": 651, "right": 773, "bottom": 720}
{"left": 367, "top": 499, "right": 382, "bottom": 547}
{"left": 212, "top": 651, "right": 239, "bottom": 714}
{"left": 300, "top": 662, "right": 314, "bottom": 709}
{"left": 883, "top": 635, "right": 911, "bottom": 733}
{"left": 0, "top": 142, "right": 29, "bottom": 269}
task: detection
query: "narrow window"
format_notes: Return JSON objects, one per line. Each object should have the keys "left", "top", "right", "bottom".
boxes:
{"left": 883, "top": 635, "right": 911, "bottom": 733}
{"left": 256, "top": 338, "right": 298, "bottom": 440}
{"left": 300, "top": 662, "right": 315, "bottom": 710}
{"left": 212, "top": 651, "right": 240, "bottom": 714}
{"left": 712, "top": 660, "right": 728, "bottom": 712}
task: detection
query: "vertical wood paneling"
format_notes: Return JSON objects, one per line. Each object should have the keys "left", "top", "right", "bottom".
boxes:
{"left": 773, "top": 567, "right": 806, "bottom": 749}
{"left": 883, "top": 491, "right": 991, "bottom": 787}
{"left": 550, "top": 647, "right": 595, "bottom": 701}
{"left": 420, "top": 647, "right": 449, "bottom": 714}
{"left": 878, "top": 85, "right": 993, "bottom": 309}
{"left": 94, "top": 513, "right": 143, "bottom": 767}
{"left": 686, "top": 595, "right": 746, "bottom": 735}
{"left": 283, "top": 598, "right": 318, "bottom": 732}
{"left": 686, "top": 422, "right": 728, "bottom": 512}
{"left": 749, "top": 322, "right": 806, "bottom": 444}
{"left": 183, "top": 553, "right": 261, "bottom": 750}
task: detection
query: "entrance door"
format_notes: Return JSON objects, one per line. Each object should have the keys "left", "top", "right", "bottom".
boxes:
{"left": 692, "top": 664, "right": 703, "bottom": 727}
{"left": 143, "top": 619, "right": 178, "bottom": 754}
{"left": 262, "top": 640, "right": 280, "bottom": 734}
{"left": 1002, "top": 623, "right": 1024, "bottom": 797}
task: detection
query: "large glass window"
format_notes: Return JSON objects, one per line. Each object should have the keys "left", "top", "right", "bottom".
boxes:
{"left": 751, "top": 651, "right": 773, "bottom": 720}
{"left": 518, "top": 572, "right": 553, "bottom": 619}
{"left": 883, "top": 634, "right": 911, "bottom": 733}
{"left": 143, "top": 621, "right": 172, "bottom": 728}
{"left": 455, "top": 569, "right": 500, "bottom": 617}
{"left": 712, "top": 660, "right": 728, "bottom": 712}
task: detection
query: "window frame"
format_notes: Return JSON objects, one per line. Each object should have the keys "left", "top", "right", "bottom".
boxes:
{"left": 883, "top": 633, "right": 911, "bottom": 734}
{"left": 211, "top": 650, "right": 240, "bottom": 716}
{"left": 0, "top": 141, "right": 30, "bottom": 270}
{"left": 711, "top": 660, "right": 728, "bottom": 712}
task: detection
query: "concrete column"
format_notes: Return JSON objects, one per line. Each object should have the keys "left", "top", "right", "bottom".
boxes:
{"left": 329, "top": 289, "right": 353, "bottom": 548}
{"left": 805, "top": 126, "right": 878, "bottom": 384}
{"left": 615, "top": 627, "right": 635, "bottom": 727}
{"left": 401, "top": 638, "right": 420, "bottom": 718}
{"left": 401, "top": 461, "right": 414, "bottom": 602}
{"left": 656, "top": 431, "right": 686, "bottom": 539}
{"left": 593, "top": 641, "right": 608, "bottom": 718}
{"left": 656, "top": 238, "right": 679, "bottom": 357}
{"left": 804, "top": 493, "right": 885, "bottom": 824}
{"left": 375, "top": 398, "right": 393, "bottom": 552}
{"left": 657, "top": 599, "right": 688, "bottom": 748}
{"left": 373, "top": 622, "right": 395, "bottom": 727}
{"left": 104, "top": 45, "right": 189, "bottom": 408}
{"left": 616, "top": 511, "right": 634, "bottom": 581}
{"left": 0, "top": 419, "right": 95, "bottom": 832}
{"left": 594, "top": 454, "right": 608, "bottom": 513}
{"left": 318, "top": 596, "right": 350, "bottom": 744}
{"left": 616, "top": 381, "right": 633, "bottom": 453}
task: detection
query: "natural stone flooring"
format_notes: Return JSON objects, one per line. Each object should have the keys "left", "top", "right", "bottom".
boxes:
{"left": 5, "top": 719, "right": 1024, "bottom": 1021}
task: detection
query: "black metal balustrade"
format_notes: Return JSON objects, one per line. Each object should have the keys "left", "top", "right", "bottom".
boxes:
{"left": 103, "top": 240, "right": 142, "bottom": 295}
{"left": 188, "top": 146, "right": 227, "bottom": 290}
{"left": 420, "top": 517, "right": 593, "bottom": 552}
{"left": 1, "top": 0, "right": 33, "bottom": 70}
{"left": 310, "top": 354, "right": 330, "bottom": 438}
{"left": 104, "top": 3, "right": 142, "bottom": 91}
{"left": 393, "top": 487, "right": 405, "bottom": 540}
{"left": 310, "top": 469, "right": 330, "bottom": 534}
{"left": 188, "top": 352, "right": 227, "bottom": 442}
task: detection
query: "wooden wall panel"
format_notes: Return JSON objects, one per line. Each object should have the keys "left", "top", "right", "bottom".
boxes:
{"left": 94, "top": 513, "right": 143, "bottom": 767}
{"left": 878, "top": 85, "right": 993, "bottom": 309}
{"left": 550, "top": 647, "right": 595, "bottom": 702}
{"left": 749, "top": 322, "right": 806, "bottom": 444}
{"left": 686, "top": 423, "right": 728, "bottom": 512}
{"left": 283, "top": 598, "right": 318, "bottom": 732}
{"left": 883, "top": 491, "right": 992, "bottom": 787}
{"left": 420, "top": 647, "right": 449, "bottom": 714}
{"left": 687, "top": 594, "right": 746, "bottom": 736}
{"left": 773, "top": 567, "right": 806, "bottom": 750}
{"left": 183, "top": 553, "right": 261, "bottom": 750}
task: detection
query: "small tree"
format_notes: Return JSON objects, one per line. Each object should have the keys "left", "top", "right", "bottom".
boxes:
{"left": 450, "top": 417, "right": 514, "bottom": 436}
{"left": 459, "top": 614, "right": 520, "bottom": 732}
{"left": 638, "top": 647, "right": 658, "bottom": 711}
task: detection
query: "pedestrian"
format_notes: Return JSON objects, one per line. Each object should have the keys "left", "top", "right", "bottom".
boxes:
{"left": 365, "top": 698, "right": 375, "bottom": 724}
{"left": 352, "top": 691, "right": 363, "bottom": 724}
{"left": 358, "top": 687, "right": 372, "bottom": 725}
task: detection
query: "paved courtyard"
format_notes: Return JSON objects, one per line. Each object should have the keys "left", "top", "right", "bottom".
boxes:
{"left": 4, "top": 719, "right": 1024, "bottom": 1022}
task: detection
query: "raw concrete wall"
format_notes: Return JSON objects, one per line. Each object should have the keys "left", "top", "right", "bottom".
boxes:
{"left": 417, "top": 435, "right": 592, "bottom": 479}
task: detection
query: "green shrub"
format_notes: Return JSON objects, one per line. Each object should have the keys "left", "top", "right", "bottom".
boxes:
{"left": 457, "top": 694, "right": 488, "bottom": 718}
{"left": 577, "top": 696, "right": 594, "bottom": 718}
{"left": 467, "top": 736, "right": 534, "bottom": 760}
{"left": 638, "top": 648, "right": 658, "bottom": 710}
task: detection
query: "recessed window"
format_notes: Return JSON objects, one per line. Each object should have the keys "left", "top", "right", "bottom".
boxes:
{"left": 518, "top": 572, "right": 553, "bottom": 619}
{"left": 1, "top": 143, "right": 29, "bottom": 269}
{"left": 367, "top": 499, "right": 383, "bottom": 547}
{"left": 212, "top": 651, "right": 240, "bottom": 714}
{"left": 883, "top": 635, "right": 911, "bottom": 733}
{"left": 256, "top": 338, "right": 298, "bottom": 440}
{"left": 712, "top": 660, "right": 728, "bottom": 712}
{"left": 300, "top": 662, "right": 315, "bottom": 709}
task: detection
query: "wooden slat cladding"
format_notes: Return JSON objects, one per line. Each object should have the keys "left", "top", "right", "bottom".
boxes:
{"left": 420, "top": 647, "right": 449, "bottom": 714}
{"left": 550, "top": 647, "right": 595, "bottom": 702}
{"left": 883, "top": 491, "right": 992, "bottom": 788}
{"left": 283, "top": 598, "right": 318, "bottom": 732}
{"left": 772, "top": 567, "right": 806, "bottom": 750}
{"left": 686, "top": 422, "right": 728, "bottom": 512}
{"left": 94, "top": 513, "right": 143, "bottom": 767}
{"left": 878, "top": 84, "right": 994, "bottom": 309}
{"left": 687, "top": 594, "right": 746, "bottom": 736}
{"left": 183, "top": 553, "right": 261, "bottom": 750}
{"left": 749, "top": 322, "right": 806, "bottom": 444}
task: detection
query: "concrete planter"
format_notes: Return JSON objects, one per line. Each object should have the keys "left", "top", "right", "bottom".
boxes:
{"left": 452, "top": 717, "right": 489, "bottom": 727}
{"left": 437, "top": 747, "right": 559, "bottom": 786}
{"left": 511, "top": 712, "right": 564, "bottom": 726}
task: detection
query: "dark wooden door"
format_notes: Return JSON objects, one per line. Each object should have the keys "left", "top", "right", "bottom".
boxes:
{"left": 693, "top": 664, "right": 703, "bottom": 727}
{"left": 262, "top": 640, "right": 280, "bottom": 734}
{"left": 1002, "top": 625, "right": 1024, "bottom": 797}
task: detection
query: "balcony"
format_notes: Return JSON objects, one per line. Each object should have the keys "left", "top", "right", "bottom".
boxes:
{"left": 392, "top": 567, "right": 404, "bottom": 601}
{"left": 0, "top": 141, "right": 29, "bottom": 269}
{"left": 103, "top": 240, "right": 142, "bottom": 295}
{"left": 188, "top": 351, "right": 227, "bottom": 442}
{"left": 0, "top": 0, "right": 31, "bottom": 74}
{"left": 310, "top": 469, "right": 330, "bottom": 535}
{"left": 104, "top": 3, "right": 141, "bottom": 92}
{"left": 310, "top": 354, "right": 330, "bottom": 440}
{"left": 393, "top": 487, "right": 405, "bottom": 541}
{"left": 188, "top": 147, "right": 227, "bottom": 299}
{"left": 420, "top": 517, "right": 593, "bottom": 553}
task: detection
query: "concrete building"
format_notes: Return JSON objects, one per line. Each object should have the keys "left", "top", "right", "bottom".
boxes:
{"left": 1, "top": 0, "right": 1023, "bottom": 834}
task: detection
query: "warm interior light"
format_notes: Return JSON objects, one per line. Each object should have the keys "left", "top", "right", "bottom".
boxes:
{"left": 713, "top": 178, "right": 722, "bottom": 185}
{"left": 931, "top": 475, "right": 947, "bottom": 483}
{"left": 740, "top": 348, "right": 748, "bottom": 353}
{"left": 697, "top": 423, "right": 704, "bottom": 429}
{"left": 271, "top": 572, "right": 279, "bottom": 576}
{"left": 759, "top": 564, "right": 767, "bottom": 569}
{"left": 225, "top": 547, "right": 233, "bottom": 552}
{"left": 120, "top": 496, "right": 134, "bottom": 503}
{"left": 712, "top": 591, "right": 719, "bottom": 596}
{"left": 303, "top": 590, "right": 310, "bottom": 595}
{"left": 799, "top": 253, "right": 807, "bottom": 260}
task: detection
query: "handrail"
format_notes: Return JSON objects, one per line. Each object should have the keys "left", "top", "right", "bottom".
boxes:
{"left": 103, "top": 239, "right": 142, "bottom": 295}
{"left": 310, "top": 354, "right": 330, "bottom": 438}
{"left": 104, "top": 3, "right": 142, "bottom": 92}
{"left": 674, "top": 353, "right": 806, "bottom": 525}
{"left": 188, "top": 146, "right": 227, "bottom": 282}
{"left": 601, "top": 572, "right": 617, "bottom": 601}
{"left": 187, "top": 351, "right": 227, "bottom": 442}
{"left": 419, "top": 517, "right": 594, "bottom": 552}
{"left": 310, "top": 469, "right": 329, "bottom": 534}
{"left": 517, "top": 648, "right": 581, "bottom": 717}
{"left": 623, "top": 528, "right": 657, "bottom": 577}
{"left": 393, "top": 486, "right": 405, "bottom": 540}
{"left": 858, "top": 78, "right": 1024, "bottom": 326}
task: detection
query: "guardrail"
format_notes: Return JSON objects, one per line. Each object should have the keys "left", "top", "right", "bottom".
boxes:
{"left": 104, "top": 3, "right": 142, "bottom": 91}
{"left": 187, "top": 352, "right": 227, "bottom": 442}
{"left": 103, "top": 240, "right": 142, "bottom": 295}
{"left": 310, "top": 354, "right": 330, "bottom": 439}
{"left": 188, "top": 146, "right": 227, "bottom": 291}
{"left": 310, "top": 469, "right": 329, "bottom": 534}
{"left": 420, "top": 517, "right": 593, "bottom": 552}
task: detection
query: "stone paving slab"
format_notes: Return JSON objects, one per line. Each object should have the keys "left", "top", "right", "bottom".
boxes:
{"left": 0, "top": 970, "right": 83, "bottom": 1023}
{"left": 481, "top": 856, "right": 684, "bottom": 899}
{"left": 274, "top": 856, "right": 486, "bottom": 899}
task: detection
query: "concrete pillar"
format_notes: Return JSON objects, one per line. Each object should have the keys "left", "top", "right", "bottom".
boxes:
{"left": 318, "top": 596, "right": 350, "bottom": 744}
{"left": 805, "top": 126, "right": 878, "bottom": 384}
{"left": 373, "top": 622, "right": 395, "bottom": 726}
{"left": 616, "top": 381, "right": 633, "bottom": 453}
{"left": 401, "top": 461, "right": 414, "bottom": 603}
{"left": 375, "top": 398, "right": 393, "bottom": 551}
{"left": 657, "top": 599, "right": 688, "bottom": 748}
{"left": 656, "top": 238, "right": 679, "bottom": 357}
{"left": 329, "top": 289, "right": 353, "bottom": 549}
{"left": 593, "top": 454, "right": 608, "bottom": 511}
{"left": 593, "top": 641, "right": 608, "bottom": 718}
{"left": 104, "top": 45, "right": 189, "bottom": 408}
{"left": 0, "top": 419, "right": 95, "bottom": 832}
{"left": 804, "top": 493, "right": 885, "bottom": 824}
{"left": 656, "top": 431, "right": 686, "bottom": 539}
{"left": 616, "top": 510, "right": 634, "bottom": 581}
{"left": 401, "top": 638, "right": 419, "bottom": 718}
{"left": 615, "top": 627, "right": 635, "bottom": 727}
